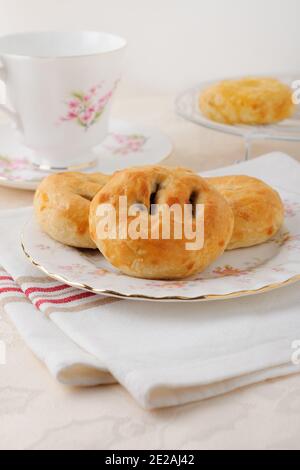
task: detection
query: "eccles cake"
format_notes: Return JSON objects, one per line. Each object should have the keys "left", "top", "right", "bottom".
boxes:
{"left": 199, "top": 77, "right": 295, "bottom": 125}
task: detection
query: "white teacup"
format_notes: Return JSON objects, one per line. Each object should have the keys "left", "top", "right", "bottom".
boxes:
{"left": 0, "top": 31, "right": 126, "bottom": 169}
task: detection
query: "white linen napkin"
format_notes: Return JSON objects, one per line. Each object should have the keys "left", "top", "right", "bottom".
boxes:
{"left": 1, "top": 152, "right": 300, "bottom": 409}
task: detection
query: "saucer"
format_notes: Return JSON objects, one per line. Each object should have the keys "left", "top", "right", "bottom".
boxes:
{"left": 0, "top": 120, "right": 173, "bottom": 190}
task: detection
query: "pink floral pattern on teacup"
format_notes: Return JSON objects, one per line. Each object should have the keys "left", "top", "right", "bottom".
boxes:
{"left": 59, "top": 81, "right": 119, "bottom": 130}
{"left": 105, "top": 133, "right": 148, "bottom": 155}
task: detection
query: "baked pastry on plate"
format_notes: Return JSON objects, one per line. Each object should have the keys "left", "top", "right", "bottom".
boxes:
{"left": 206, "top": 175, "right": 284, "bottom": 250}
{"left": 34, "top": 172, "right": 110, "bottom": 249}
{"left": 199, "top": 77, "right": 295, "bottom": 125}
{"left": 89, "top": 166, "right": 234, "bottom": 280}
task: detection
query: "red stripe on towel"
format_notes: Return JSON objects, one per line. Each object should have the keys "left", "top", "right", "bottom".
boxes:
{"left": 35, "top": 291, "right": 94, "bottom": 309}
{"left": 0, "top": 287, "right": 23, "bottom": 294}
{"left": 25, "top": 284, "right": 70, "bottom": 296}
{"left": 0, "top": 276, "right": 14, "bottom": 281}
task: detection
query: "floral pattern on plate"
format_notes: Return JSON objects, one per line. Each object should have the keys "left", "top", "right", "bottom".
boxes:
{"left": 212, "top": 265, "right": 251, "bottom": 277}
{"left": 21, "top": 187, "right": 300, "bottom": 302}
{"left": 284, "top": 199, "right": 300, "bottom": 218}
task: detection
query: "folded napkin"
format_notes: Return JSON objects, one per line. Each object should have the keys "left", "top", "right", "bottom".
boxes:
{"left": 1, "top": 152, "right": 300, "bottom": 409}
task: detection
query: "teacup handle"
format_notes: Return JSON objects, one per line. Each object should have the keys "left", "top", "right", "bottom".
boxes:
{"left": 0, "top": 60, "right": 22, "bottom": 129}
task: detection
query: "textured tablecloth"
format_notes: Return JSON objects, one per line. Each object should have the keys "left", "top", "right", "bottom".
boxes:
{"left": 1, "top": 94, "right": 300, "bottom": 449}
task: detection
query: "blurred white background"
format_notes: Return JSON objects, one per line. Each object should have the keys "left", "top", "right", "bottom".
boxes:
{"left": 0, "top": 0, "right": 299, "bottom": 95}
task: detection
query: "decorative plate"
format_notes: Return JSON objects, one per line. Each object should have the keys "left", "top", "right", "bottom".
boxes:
{"left": 176, "top": 74, "right": 300, "bottom": 143}
{"left": 21, "top": 187, "right": 300, "bottom": 302}
{"left": 0, "top": 120, "right": 172, "bottom": 190}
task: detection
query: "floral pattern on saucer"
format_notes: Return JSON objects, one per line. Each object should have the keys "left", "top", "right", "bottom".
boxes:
{"left": 21, "top": 188, "right": 300, "bottom": 302}
{"left": 103, "top": 133, "right": 148, "bottom": 156}
{"left": 0, "top": 155, "right": 41, "bottom": 182}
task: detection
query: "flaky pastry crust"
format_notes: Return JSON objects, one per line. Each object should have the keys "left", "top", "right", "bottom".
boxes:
{"left": 34, "top": 172, "right": 110, "bottom": 249}
{"left": 89, "top": 166, "right": 234, "bottom": 280}
{"left": 206, "top": 175, "right": 284, "bottom": 250}
{"left": 199, "top": 77, "right": 295, "bottom": 125}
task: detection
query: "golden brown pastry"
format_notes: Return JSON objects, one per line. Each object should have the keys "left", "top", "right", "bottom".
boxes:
{"left": 199, "top": 77, "right": 295, "bottom": 125}
{"left": 206, "top": 175, "right": 284, "bottom": 250}
{"left": 89, "top": 166, "right": 234, "bottom": 280}
{"left": 34, "top": 172, "right": 110, "bottom": 249}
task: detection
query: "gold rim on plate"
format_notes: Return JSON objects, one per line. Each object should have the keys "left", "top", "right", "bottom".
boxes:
{"left": 21, "top": 241, "right": 300, "bottom": 302}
